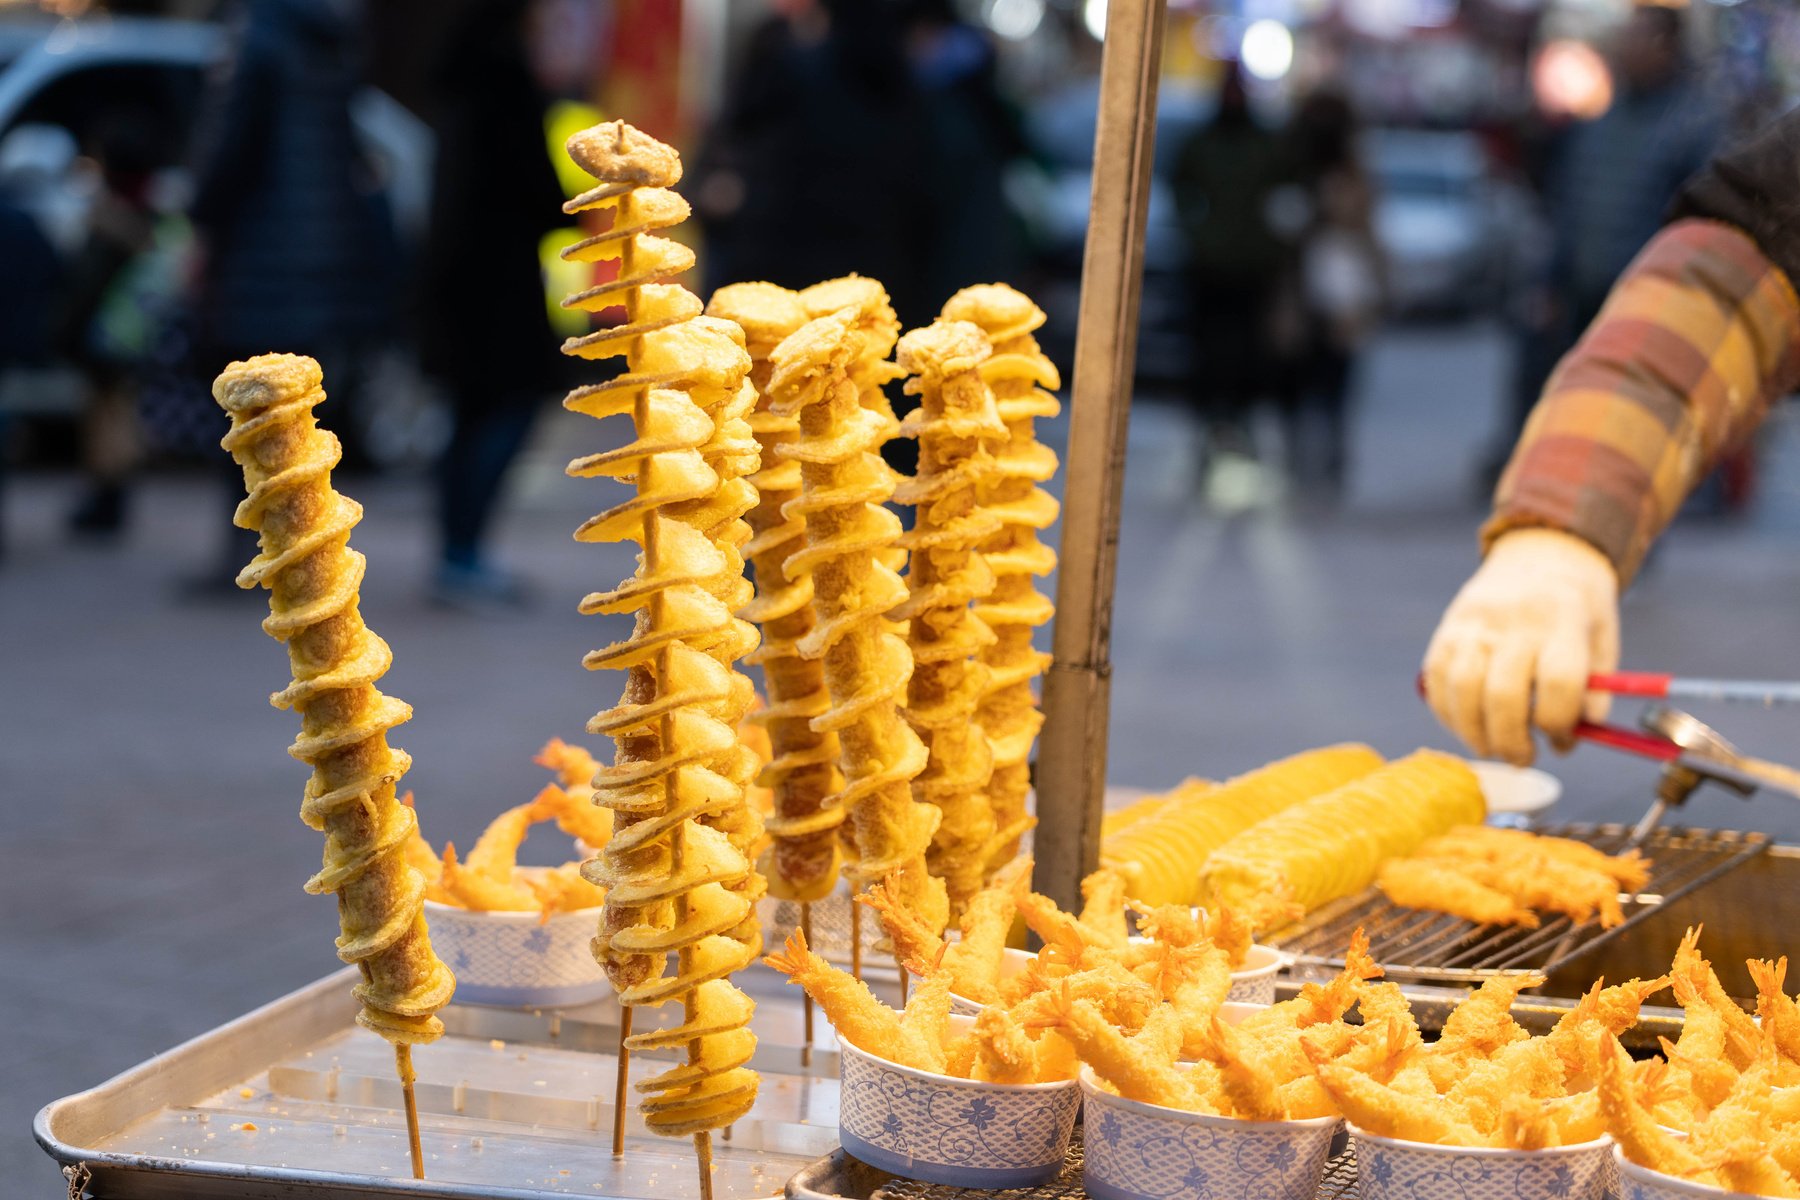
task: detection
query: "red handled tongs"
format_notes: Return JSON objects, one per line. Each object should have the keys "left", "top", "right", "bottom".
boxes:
{"left": 1586, "top": 672, "right": 1800, "bottom": 707}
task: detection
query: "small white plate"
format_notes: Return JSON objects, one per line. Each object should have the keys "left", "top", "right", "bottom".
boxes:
{"left": 1470, "top": 760, "right": 1562, "bottom": 820}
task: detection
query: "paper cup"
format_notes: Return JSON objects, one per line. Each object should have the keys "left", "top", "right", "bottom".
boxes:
{"left": 1080, "top": 1067, "right": 1339, "bottom": 1200}
{"left": 423, "top": 900, "right": 609, "bottom": 1008}
{"left": 1227, "top": 943, "right": 1286, "bottom": 1004}
{"left": 1352, "top": 1126, "right": 1615, "bottom": 1200}
{"left": 837, "top": 1014, "right": 1081, "bottom": 1188}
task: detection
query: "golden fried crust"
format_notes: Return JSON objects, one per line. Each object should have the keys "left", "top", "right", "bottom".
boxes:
{"left": 564, "top": 119, "right": 682, "bottom": 188}
{"left": 893, "top": 319, "right": 1007, "bottom": 914}
{"left": 798, "top": 275, "right": 886, "bottom": 320}
{"left": 708, "top": 282, "right": 810, "bottom": 350}
{"left": 940, "top": 283, "right": 1048, "bottom": 344}
{"left": 213, "top": 352, "right": 455, "bottom": 1045}
{"left": 769, "top": 311, "right": 947, "bottom": 932}
{"left": 561, "top": 120, "right": 762, "bottom": 1136}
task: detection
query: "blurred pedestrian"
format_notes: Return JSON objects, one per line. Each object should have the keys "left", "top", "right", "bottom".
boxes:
{"left": 0, "top": 140, "right": 62, "bottom": 562}
{"left": 1496, "top": 6, "right": 1720, "bottom": 460}
{"left": 186, "top": 0, "right": 398, "bottom": 583}
{"left": 691, "top": 0, "right": 927, "bottom": 319}
{"left": 50, "top": 113, "right": 166, "bottom": 537}
{"left": 1286, "top": 90, "right": 1382, "bottom": 498}
{"left": 901, "top": 0, "right": 1029, "bottom": 313}
{"left": 1170, "top": 65, "right": 1292, "bottom": 484}
{"left": 418, "top": 0, "right": 565, "bottom": 608}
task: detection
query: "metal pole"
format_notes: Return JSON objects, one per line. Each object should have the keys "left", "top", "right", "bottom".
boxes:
{"left": 1032, "top": 0, "right": 1168, "bottom": 914}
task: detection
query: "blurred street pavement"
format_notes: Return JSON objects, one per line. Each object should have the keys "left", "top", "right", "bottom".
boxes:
{"left": 7, "top": 319, "right": 1800, "bottom": 1189}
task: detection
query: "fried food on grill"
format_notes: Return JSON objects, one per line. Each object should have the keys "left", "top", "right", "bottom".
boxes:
{"left": 1379, "top": 825, "right": 1649, "bottom": 930}
{"left": 1197, "top": 749, "right": 1484, "bottom": 920}
{"left": 1100, "top": 744, "right": 1384, "bottom": 908}
{"left": 214, "top": 353, "right": 455, "bottom": 1046}
{"left": 894, "top": 318, "right": 1008, "bottom": 915}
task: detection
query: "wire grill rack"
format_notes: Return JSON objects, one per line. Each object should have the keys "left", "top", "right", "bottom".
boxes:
{"left": 1267, "top": 823, "right": 1769, "bottom": 984}
{"left": 791, "top": 1126, "right": 1360, "bottom": 1200}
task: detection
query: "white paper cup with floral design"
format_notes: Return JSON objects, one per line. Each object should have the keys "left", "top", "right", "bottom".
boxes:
{"left": 1614, "top": 1146, "right": 1754, "bottom": 1200}
{"left": 836, "top": 1014, "right": 1082, "bottom": 1188}
{"left": 1352, "top": 1126, "right": 1617, "bottom": 1200}
{"left": 424, "top": 900, "right": 610, "bottom": 1008}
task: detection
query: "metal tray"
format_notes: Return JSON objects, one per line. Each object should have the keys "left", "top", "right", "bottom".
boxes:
{"left": 37, "top": 963, "right": 869, "bottom": 1200}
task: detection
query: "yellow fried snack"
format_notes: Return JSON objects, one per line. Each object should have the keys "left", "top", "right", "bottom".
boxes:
{"left": 1198, "top": 749, "right": 1483, "bottom": 918}
{"left": 1377, "top": 858, "right": 1541, "bottom": 928}
{"left": 1383, "top": 826, "right": 1648, "bottom": 930}
{"left": 798, "top": 275, "right": 905, "bottom": 430}
{"left": 769, "top": 310, "right": 948, "bottom": 933}
{"left": 940, "top": 284, "right": 1063, "bottom": 870}
{"left": 706, "top": 282, "right": 844, "bottom": 903}
{"left": 893, "top": 319, "right": 1008, "bottom": 914}
{"left": 558, "top": 119, "right": 761, "bottom": 1137}
{"left": 1101, "top": 788, "right": 1189, "bottom": 840}
{"left": 533, "top": 738, "right": 613, "bottom": 849}
{"left": 213, "top": 354, "right": 455, "bottom": 1046}
{"left": 1102, "top": 745, "right": 1384, "bottom": 907}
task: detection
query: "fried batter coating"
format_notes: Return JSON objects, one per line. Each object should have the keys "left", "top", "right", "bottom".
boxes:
{"left": 764, "top": 929, "right": 936, "bottom": 1069}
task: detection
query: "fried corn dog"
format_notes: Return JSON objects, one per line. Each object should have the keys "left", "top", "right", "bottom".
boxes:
{"left": 214, "top": 354, "right": 456, "bottom": 1047}
{"left": 1198, "top": 750, "right": 1484, "bottom": 917}
{"left": 894, "top": 319, "right": 1008, "bottom": 913}
{"left": 1101, "top": 745, "right": 1384, "bottom": 907}
{"left": 939, "top": 284, "right": 1062, "bottom": 870}
{"left": 558, "top": 119, "right": 761, "bottom": 1138}
{"left": 707, "top": 282, "right": 844, "bottom": 902}
{"left": 768, "top": 310, "right": 948, "bottom": 934}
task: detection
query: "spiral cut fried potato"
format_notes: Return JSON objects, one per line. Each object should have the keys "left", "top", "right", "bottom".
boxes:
{"left": 769, "top": 309, "right": 948, "bottom": 933}
{"left": 893, "top": 319, "right": 1007, "bottom": 914}
{"left": 1198, "top": 749, "right": 1484, "bottom": 920}
{"left": 1101, "top": 745, "right": 1384, "bottom": 909}
{"left": 706, "top": 282, "right": 843, "bottom": 903}
{"left": 939, "top": 284, "right": 1063, "bottom": 871}
{"left": 558, "top": 119, "right": 764, "bottom": 1137}
{"left": 214, "top": 354, "right": 455, "bottom": 1045}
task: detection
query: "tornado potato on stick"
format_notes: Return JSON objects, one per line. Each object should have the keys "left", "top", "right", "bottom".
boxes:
{"left": 213, "top": 354, "right": 456, "bottom": 1176}
{"left": 768, "top": 309, "right": 949, "bottom": 934}
{"left": 893, "top": 319, "right": 1008, "bottom": 914}
{"left": 705, "top": 281, "right": 845, "bottom": 903}
{"left": 556, "top": 119, "right": 763, "bottom": 1147}
{"left": 939, "top": 284, "right": 1064, "bottom": 870}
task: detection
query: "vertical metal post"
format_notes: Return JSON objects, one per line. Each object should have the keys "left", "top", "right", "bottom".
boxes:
{"left": 1032, "top": 0, "right": 1168, "bottom": 914}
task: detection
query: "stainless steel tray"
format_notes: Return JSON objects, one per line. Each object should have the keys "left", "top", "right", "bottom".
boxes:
{"left": 37, "top": 963, "right": 868, "bottom": 1199}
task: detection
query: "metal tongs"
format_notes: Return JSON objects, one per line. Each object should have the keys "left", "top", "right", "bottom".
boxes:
{"left": 1573, "top": 704, "right": 1800, "bottom": 846}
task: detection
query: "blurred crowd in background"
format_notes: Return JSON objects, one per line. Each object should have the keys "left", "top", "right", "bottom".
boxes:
{"left": 0, "top": 0, "right": 1790, "bottom": 598}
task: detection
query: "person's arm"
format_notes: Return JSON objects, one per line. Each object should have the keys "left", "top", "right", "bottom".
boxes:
{"left": 1427, "top": 216, "right": 1800, "bottom": 764}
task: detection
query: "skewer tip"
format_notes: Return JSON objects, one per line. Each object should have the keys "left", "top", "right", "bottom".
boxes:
{"left": 694, "top": 1130, "right": 715, "bottom": 1200}
{"left": 395, "top": 1043, "right": 425, "bottom": 1180}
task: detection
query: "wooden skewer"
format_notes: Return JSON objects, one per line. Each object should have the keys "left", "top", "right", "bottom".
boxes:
{"left": 694, "top": 1130, "right": 715, "bottom": 1200}
{"left": 799, "top": 902, "right": 815, "bottom": 1067}
{"left": 395, "top": 1043, "right": 424, "bottom": 1180}
{"left": 850, "top": 892, "right": 863, "bottom": 981}
{"left": 611, "top": 1006, "right": 633, "bottom": 1158}
{"left": 896, "top": 954, "right": 909, "bottom": 1005}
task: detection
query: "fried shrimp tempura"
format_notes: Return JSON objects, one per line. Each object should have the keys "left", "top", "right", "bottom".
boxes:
{"left": 1598, "top": 1033, "right": 1719, "bottom": 1184}
{"left": 1675, "top": 925, "right": 1762, "bottom": 1071}
{"left": 764, "top": 930, "right": 937, "bottom": 1069}
{"left": 1751, "top": 957, "right": 1800, "bottom": 1068}
{"left": 1315, "top": 1063, "right": 1495, "bottom": 1146}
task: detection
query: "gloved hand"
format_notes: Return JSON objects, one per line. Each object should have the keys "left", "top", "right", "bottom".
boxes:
{"left": 1422, "top": 528, "right": 1620, "bottom": 766}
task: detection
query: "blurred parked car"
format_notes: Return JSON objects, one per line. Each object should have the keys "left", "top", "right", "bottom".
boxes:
{"left": 1364, "top": 128, "right": 1531, "bottom": 317}
{"left": 0, "top": 15, "right": 443, "bottom": 467}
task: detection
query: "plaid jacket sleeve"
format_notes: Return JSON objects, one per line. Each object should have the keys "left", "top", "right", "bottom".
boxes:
{"left": 1482, "top": 218, "right": 1800, "bottom": 583}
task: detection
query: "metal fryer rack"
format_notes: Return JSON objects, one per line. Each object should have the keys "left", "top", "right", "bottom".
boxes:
{"left": 1268, "top": 823, "right": 1769, "bottom": 985}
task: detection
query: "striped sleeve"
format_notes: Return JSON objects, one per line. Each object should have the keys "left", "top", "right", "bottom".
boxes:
{"left": 1482, "top": 218, "right": 1800, "bottom": 583}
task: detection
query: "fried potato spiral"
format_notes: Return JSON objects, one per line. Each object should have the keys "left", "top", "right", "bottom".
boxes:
{"left": 769, "top": 310, "right": 949, "bottom": 934}
{"left": 214, "top": 354, "right": 456, "bottom": 1045}
{"left": 893, "top": 319, "right": 1008, "bottom": 914}
{"left": 559, "top": 119, "right": 762, "bottom": 1137}
{"left": 707, "top": 282, "right": 845, "bottom": 902}
{"left": 939, "top": 284, "right": 1063, "bottom": 870}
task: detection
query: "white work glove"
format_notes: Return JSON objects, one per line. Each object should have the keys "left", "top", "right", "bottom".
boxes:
{"left": 1422, "top": 528, "right": 1620, "bottom": 766}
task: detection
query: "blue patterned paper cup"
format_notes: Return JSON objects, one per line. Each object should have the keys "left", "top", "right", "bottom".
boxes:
{"left": 1614, "top": 1147, "right": 1755, "bottom": 1199}
{"left": 1080, "top": 1068, "right": 1340, "bottom": 1200}
{"left": 1352, "top": 1126, "right": 1616, "bottom": 1200}
{"left": 837, "top": 1014, "right": 1082, "bottom": 1188}
{"left": 423, "top": 900, "right": 610, "bottom": 1009}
